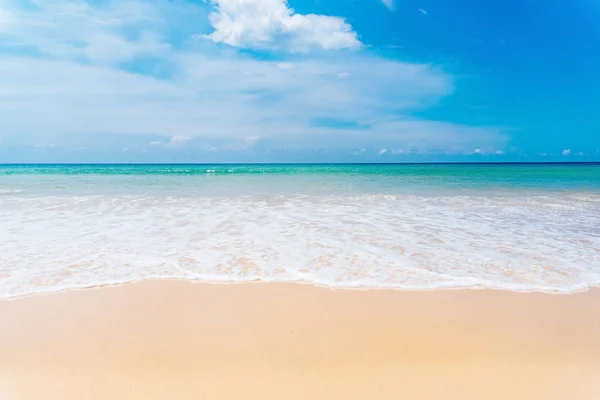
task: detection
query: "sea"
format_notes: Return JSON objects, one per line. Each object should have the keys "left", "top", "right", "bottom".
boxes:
{"left": 1, "top": 163, "right": 599, "bottom": 298}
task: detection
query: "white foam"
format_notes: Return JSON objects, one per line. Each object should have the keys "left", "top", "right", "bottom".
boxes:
{"left": 1, "top": 192, "right": 599, "bottom": 298}
{"left": 0, "top": 187, "right": 22, "bottom": 194}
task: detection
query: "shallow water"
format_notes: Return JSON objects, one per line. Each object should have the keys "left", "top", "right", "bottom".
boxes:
{"left": 1, "top": 163, "right": 599, "bottom": 298}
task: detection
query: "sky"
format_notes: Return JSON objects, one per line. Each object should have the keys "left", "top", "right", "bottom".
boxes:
{"left": 0, "top": 0, "right": 598, "bottom": 163}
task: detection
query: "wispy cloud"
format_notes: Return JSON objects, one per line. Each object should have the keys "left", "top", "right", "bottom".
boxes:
{"left": 0, "top": 0, "right": 213, "bottom": 69}
{"left": 167, "top": 135, "right": 192, "bottom": 147}
{"left": 418, "top": 8, "right": 428, "bottom": 15}
{"left": 0, "top": 0, "right": 506, "bottom": 160}
{"left": 381, "top": 0, "right": 394, "bottom": 11}
{"left": 0, "top": 7, "right": 13, "bottom": 29}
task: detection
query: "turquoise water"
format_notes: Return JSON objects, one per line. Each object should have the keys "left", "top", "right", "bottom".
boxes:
{"left": 2, "top": 163, "right": 599, "bottom": 183}
{"left": 1, "top": 163, "right": 599, "bottom": 298}
{"left": 1, "top": 163, "right": 599, "bottom": 196}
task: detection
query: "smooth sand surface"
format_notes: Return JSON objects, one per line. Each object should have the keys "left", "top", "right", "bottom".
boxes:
{"left": 1, "top": 281, "right": 600, "bottom": 399}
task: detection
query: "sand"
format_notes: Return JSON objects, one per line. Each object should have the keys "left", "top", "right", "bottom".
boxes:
{"left": 1, "top": 281, "right": 600, "bottom": 399}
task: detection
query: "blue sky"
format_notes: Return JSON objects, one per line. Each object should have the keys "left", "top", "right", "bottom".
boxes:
{"left": 0, "top": 0, "right": 598, "bottom": 162}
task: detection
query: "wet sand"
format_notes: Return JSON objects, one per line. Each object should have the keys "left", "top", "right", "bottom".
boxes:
{"left": 1, "top": 281, "right": 600, "bottom": 399}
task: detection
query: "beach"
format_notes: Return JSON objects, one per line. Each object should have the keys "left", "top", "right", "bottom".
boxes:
{"left": 1, "top": 164, "right": 599, "bottom": 399}
{"left": 2, "top": 281, "right": 600, "bottom": 399}
{"left": 1, "top": 0, "right": 599, "bottom": 394}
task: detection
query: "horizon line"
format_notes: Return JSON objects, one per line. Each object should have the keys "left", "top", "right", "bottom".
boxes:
{"left": 1, "top": 161, "right": 600, "bottom": 166}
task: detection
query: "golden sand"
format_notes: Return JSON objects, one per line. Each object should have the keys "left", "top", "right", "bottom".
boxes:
{"left": 1, "top": 281, "right": 600, "bottom": 399}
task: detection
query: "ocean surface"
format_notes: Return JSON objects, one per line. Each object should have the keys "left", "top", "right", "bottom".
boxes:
{"left": 1, "top": 163, "right": 599, "bottom": 298}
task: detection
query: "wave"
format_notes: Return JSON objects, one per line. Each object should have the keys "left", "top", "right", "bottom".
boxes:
{"left": 1, "top": 192, "right": 599, "bottom": 299}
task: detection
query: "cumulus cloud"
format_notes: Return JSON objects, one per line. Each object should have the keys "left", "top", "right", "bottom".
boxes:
{"left": 562, "top": 149, "right": 571, "bottom": 156}
{"left": 206, "top": 0, "right": 360, "bottom": 52}
{"left": 379, "top": 148, "right": 387, "bottom": 154}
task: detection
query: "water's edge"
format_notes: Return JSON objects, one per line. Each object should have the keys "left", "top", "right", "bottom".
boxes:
{"left": 2, "top": 276, "right": 596, "bottom": 301}
{"left": 3, "top": 164, "right": 599, "bottom": 299}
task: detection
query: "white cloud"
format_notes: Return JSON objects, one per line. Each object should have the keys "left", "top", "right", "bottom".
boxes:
{"left": 562, "top": 149, "right": 571, "bottom": 156}
{"left": 379, "top": 148, "right": 387, "bottom": 154}
{"left": 495, "top": 150, "right": 505, "bottom": 155}
{"left": 0, "top": 0, "right": 201, "bottom": 65}
{"left": 418, "top": 8, "right": 428, "bottom": 15}
{"left": 277, "top": 62, "right": 294, "bottom": 70}
{"left": 0, "top": 7, "right": 13, "bottom": 29}
{"left": 167, "top": 135, "right": 191, "bottom": 147}
{"left": 207, "top": 0, "right": 361, "bottom": 52}
{"left": 0, "top": 55, "right": 466, "bottom": 143}
{"left": 473, "top": 148, "right": 482, "bottom": 154}
{"left": 0, "top": 0, "right": 506, "bottom": 156}
{"left": 381, "top": 0, "right": 393, "bottom": 11}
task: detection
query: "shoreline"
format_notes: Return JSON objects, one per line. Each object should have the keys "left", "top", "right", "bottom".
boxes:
{"left": 2, "top": 280, "right": 600, "bottom": 399}
{"left": 1, "top": 276, "right": 595, "bottom": 301}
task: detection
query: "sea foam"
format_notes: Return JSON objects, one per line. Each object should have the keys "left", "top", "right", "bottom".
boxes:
{"left": 1, "top": 189, "right": 599, "bottom": 298}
